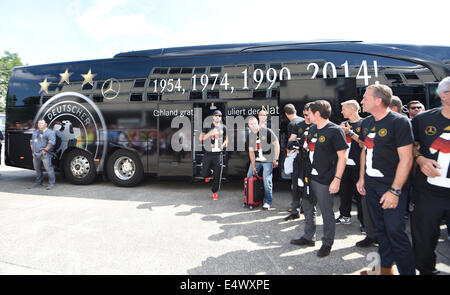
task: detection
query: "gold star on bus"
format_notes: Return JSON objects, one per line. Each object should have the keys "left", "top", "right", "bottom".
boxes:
{"left": 59, "top": 68, "right": 73, "bottom": 85}
{"left": 81, "top": 68, "right": 97, "bottom": 87}
{"left": 39, "top": 77, "right": 51, "bottom": 94}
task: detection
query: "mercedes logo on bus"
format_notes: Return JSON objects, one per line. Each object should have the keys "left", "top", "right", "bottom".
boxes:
{"left": 101, "top": 78, "right": 120, "bottom": 100}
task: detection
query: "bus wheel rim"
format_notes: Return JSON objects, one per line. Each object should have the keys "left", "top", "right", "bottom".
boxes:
{"left": 114, "top": 156, "right": 136, "bottom": 181}
{"left": 70, "top": 155, "right": 90, "bottom": 178}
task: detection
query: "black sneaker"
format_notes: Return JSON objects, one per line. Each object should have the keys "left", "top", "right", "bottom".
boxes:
{"left": 290, "top": 237, "right": 315, "bottom": 247}
{"left": 317, "top": 245, "right": 331, "bottom": 258}
{"left": 284, "top": 213, "right": 300, "bottom": 221}
{"left": 335, "top": 215, "right": 351, "bottom": 224}
{"left": 355, "top": 237, "right": 377, "bottom": 248}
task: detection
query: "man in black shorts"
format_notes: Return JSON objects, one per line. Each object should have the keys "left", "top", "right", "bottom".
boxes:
{"left": 357, "top": 84, "right": 415, "bottom": 275}
{"left": 290, "top": 100, "right": 347, "bottom": 258}
{"left": 200, "top": 110, "right": 227, "bottom": 200}
{"left": 411, "top": 76, "right": 450, "bottom": 275}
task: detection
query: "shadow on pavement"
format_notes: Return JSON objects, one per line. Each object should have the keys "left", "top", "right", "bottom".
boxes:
{"left": 1, "top": 167, "right": 449, "bottom": 275}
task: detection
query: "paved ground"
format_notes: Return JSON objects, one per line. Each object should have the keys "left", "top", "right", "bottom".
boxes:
{"left": 0, "top": 164, "right": 449, "bottom": 275}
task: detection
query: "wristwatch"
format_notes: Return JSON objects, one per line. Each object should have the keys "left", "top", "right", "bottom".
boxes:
{"left": 389, "top": 188, "right": 401, "bottom": 196}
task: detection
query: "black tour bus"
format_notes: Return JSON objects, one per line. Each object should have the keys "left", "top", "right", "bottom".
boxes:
{"left": 4, "top": 40, "right": 450, "bottom": 186}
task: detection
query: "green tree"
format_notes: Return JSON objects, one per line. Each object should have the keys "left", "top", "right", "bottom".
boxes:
{"left": 0, "top": 51, "right": 23, "bottom": 111}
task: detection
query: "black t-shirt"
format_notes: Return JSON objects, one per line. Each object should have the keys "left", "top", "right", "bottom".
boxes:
{"left": 359, "top": 111, "right": 414, "bottom": 187}
{"left": 412, "top": 108, "right": 450, "bottom": 198}
{"left": 306, "top": 122, "right": 348, "bottom": 185}
{"left": 287, "top": 116, "right": 307, "bottom": 152}
{"left": 287, "top": 116, "right": 305, "bottom": 138}
{"left": 202, "top": 123, "right": 227, "bottom": 153}
{"left": 340, "top": 119, "right": 363, "bottom": 167}
{"left": 248, "top": 126, "right": 279, "bottom": 163}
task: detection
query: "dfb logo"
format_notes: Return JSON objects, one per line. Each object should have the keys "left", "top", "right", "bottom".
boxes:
{"left": 33, "top": 92, "right": 108, "bottom": 171}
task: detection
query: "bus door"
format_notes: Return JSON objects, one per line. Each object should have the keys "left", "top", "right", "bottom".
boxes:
{"left": 157, "top": 102, "right": 193, "bottom": 178}
{"left": 192, "top": 102, "right": 228, "bottom": 180}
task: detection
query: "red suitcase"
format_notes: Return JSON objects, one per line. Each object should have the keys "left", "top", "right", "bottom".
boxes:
{"left": 243, "top": 176, "right": 264, "bottom": 209}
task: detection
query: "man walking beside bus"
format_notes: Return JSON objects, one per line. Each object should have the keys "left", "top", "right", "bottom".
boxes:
{"left": 200, "top": 110, "right": 227, "bottom": 200}
{"left": 30, "top": 119, "right": 56, "bottom": 190}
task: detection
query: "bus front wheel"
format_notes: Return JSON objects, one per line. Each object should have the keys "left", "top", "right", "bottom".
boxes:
{"left": 107, "top": 149, "right": 143, "bottom": 187}
{"left": 63, "top": 149, "right": 97, "bottom": 185}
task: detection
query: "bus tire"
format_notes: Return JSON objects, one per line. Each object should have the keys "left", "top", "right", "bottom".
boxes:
{"left": 107, "top": 149, "right": 143, "bottom": 187}
{"left": 64, "top": 149, "right": 97, "bottom": 185}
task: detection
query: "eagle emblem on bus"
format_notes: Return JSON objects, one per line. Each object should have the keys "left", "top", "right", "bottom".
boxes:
{"left": 54, "top": 120, "right": 79, "bottom": 158}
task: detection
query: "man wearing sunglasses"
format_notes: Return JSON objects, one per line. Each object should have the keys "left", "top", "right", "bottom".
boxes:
{"left": 200, "top": 110, "right": 227, "bottom": 200}
{"left": 407, "top": 100, "right": 425, "bottom": 119}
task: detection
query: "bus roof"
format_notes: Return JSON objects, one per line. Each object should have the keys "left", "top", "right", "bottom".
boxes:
{"left": 112, "top": 40, "right": 450, "bottom": 79}
{"left": 11, "top": 40, "right": 450, "bottom": 78}
{"left": 113, "top": 40, "right": 450, "bottom": 62}
{"left": 113, "top": 40, "right": 362, "bottom": 58}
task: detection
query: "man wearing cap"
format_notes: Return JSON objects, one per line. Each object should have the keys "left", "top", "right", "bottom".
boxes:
{"left": 30, "top": 119, "right": 57, "bottom": 190}
{"left": 200, "top": 110, "right": 227, "bottom": 200}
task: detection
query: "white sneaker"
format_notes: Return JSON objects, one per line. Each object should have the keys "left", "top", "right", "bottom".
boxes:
{"left": 262, "top": 203, "right": 270, "bottom": 210}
